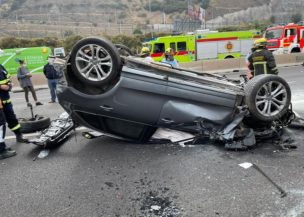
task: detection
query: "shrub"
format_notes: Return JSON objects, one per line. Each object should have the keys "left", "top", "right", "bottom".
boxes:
{"left": 133, "top": 28, "right": 143, "bottom": 35}
{"left": 63, "top": 35, "right": 83, "bottom": 52}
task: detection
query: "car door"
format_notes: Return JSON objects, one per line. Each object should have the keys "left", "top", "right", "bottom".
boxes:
{"left": 100, "top": 66, "right": 168, "bottom": 125}
{"left": 157, "top": 76, "right": 240, "bottom": 130}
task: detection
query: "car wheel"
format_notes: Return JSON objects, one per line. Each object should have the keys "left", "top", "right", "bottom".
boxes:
{"left": 19, "top": 116, "right": 51, "bottom": 133}
{"left": 70, "top": 37, "right": 122, "bottom": 87}
{"left": 244, "top": 74, "right": 291, "bottom": 122}
{"left": 115, "top": 44, "right": 133, "bottom": 56}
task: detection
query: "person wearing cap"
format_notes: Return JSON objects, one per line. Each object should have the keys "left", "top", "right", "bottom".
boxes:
{"left": 0, "top": 63, "right": 28, "bottom": 143}
{"left": 161, "top": 48, "right": 179, "bottom": 67}
{"left": 17, "top": 60, "right": 43, "bottom": 107}
{"left": 248, "top": 38, "right": 278, "bottom": 78}
{"left": 140, "top": 47, "right": 154, "bottom": 63}
{"left": 43, "top": 56, "right": 60, "bottom": 103}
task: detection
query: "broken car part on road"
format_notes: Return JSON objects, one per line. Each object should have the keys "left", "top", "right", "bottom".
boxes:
{"left": 239, "top": 162, "right": 287, "bottom": 198}
{"left": 19, "top": 103, "right": 50, "bottom": 133}
{"left": 29, "top": 112, "right": 74, "bottom": 149}
{"left": 55, "top": 37, "right": 295, "bottom": 150}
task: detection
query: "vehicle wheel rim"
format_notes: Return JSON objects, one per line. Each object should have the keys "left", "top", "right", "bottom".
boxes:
{"left": 75, "top": 44, "right": 113, "bottom": 82}
{"left": 255, "top": 81, "right": 288, "bottom": 117}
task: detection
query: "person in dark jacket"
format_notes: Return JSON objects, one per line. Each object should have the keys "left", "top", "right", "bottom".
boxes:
{"left": 17, "top": 60, "right": 43, "bottom": 106}
{"left": 0, "top": 64, "right": 28, "bottom": 143}
{"left": 0, "top": 98, "right": 16, "bottom": 160}
{"left": 248, "top": 38, "right": 278, "bottom": 78}
{"left": 43, "top": 56, "right": 59, "bottom": 103}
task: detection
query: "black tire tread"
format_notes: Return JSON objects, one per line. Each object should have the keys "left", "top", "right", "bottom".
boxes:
{"left": 20, "top": 116, "right": 51, "bottom": 133}
{"left": 244, "top": 74, "right": 291, "bottom": 122}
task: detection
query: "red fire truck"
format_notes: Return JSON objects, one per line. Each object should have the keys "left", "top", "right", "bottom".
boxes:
{"left": 265, "top": 23, "right": 304, "bottom": 54}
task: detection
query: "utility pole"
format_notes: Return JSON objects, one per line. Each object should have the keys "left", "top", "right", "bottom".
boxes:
{"left": 148, "top": 0, "right": 153, "bottom": 38}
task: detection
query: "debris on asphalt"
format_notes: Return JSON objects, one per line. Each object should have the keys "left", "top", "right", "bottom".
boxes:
{"left": 131, "top": 176, "right": 185, "bottom": 217}
{"left": 82, "top": 131, "right": 104, "bottom": 139}
{"left": 29, "top": 112, "right": 74, "bottom": 148}
{"left": 239, "top": 162, "right": 253, "bottom": 169}
{"left": 151, "top": 205, "right": 161, "bottom": 211}
{"left": 152, "top": 128, "right": 202, "bottom": 147}
{"left": 239, "top": 162, "right": 287, "bottom": 198}
{"left": 105, "top": 182, "right": 114, "bottom": 188}
{"left": 288, "top": 111, "right": 304, "bottom": 129}
{"left": 273, "top": 128, "right": 297, "bottom": 151}
{"left": 37, "top": 149, "right": 50, "bottom": 159}
{"left": 140, "top": 191, "right": 184, "bottom": 217}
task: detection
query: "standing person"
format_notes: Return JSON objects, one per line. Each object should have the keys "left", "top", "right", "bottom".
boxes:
{"left": 161, "top": 48, "right": 179, "bottom": 67}
{"left": 0, "top": 64, "right": 28, "bottom": 143}
{"left": 140, "top": 47, "right": 154, "bottom": 63}
{"left": 245, "top": 46, "right": 257, "bottom": 80}
{"left": 17, "top": 60, "right": 43, "bottom": 107}
{"left": 248, "top": 38, "right": 278, "bottom": 78}
{"left": 43, "top": 56, "right": 59, "bottom": 103}
{"left": 0, "top": 98, "right": 16, "bottom": 160}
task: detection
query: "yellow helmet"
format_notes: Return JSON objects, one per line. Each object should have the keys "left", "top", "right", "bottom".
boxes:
{"left": 254, "top": 38, "right": 267, "bottom": 48}
{"left": 165, "top": 48, "right": 174, "bottom": 55}
{"left": 141, "top": 47, "right": 150, "bottom": 54}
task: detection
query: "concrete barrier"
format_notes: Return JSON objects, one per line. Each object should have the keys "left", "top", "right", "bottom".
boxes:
{"left": 180, "top": 53, "right": 304, "bottom": 73}
{"left": 9, "top": 53, "right": 304, "bottom": 88}
{"left": 11, "top": 73, "right": 47, "bottom": 87}
{"left": 10, "top": 74, "right": 48, "bottom": 92}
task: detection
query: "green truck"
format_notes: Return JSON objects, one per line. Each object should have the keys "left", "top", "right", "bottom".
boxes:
{"left": 0, "top": 47, "right": 52, "bottom": 75}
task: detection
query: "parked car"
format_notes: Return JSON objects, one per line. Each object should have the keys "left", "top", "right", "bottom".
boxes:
{"left": 57, "top": 37, "right": 294, "bottom": 149}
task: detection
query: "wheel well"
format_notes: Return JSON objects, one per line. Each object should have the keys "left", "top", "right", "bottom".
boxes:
{"left": 291, "top": 47, "right": 301, "bottom": 53}
{"left": 224, "top": 55, "right": 234, "bottom": 59}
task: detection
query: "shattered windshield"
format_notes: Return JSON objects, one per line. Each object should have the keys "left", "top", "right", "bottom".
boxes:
{"left": 265, "top": 29, "right": 283, "bottom": 39}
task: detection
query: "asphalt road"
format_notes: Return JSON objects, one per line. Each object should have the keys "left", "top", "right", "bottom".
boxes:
{"left": 1, "top": 66, "right": 304, "bottom": 217}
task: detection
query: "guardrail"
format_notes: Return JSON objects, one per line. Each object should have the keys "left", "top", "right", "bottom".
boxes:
{"left": 180, "top": 53, "right": 304, "bottom": 73}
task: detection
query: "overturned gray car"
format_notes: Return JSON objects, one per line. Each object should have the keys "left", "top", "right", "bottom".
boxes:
{"left": 57, "top": 37, "right": 294, "bottom": 149}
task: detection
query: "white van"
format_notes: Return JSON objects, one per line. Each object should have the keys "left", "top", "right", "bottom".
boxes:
{"left": 54, "top": 47, "right": 66, "bottom": 57}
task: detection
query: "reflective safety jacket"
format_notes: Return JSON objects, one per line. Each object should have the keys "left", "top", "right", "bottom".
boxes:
{"left": 0, "top": 64, "right": 12, "bottom": 103}
{"left": 248, "top": 48, "right": 278, "bottom": 77}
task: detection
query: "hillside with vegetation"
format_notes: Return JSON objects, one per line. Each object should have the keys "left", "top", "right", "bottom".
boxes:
{"left": 0, "top": 0, "right": 302, "bottom": 39}
{"left": 0, "top": 0, "right": 270, "bottom": 25}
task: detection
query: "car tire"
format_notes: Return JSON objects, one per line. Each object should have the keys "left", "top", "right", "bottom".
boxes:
{"left": 115, "top": 44, "right": 133, "bottom": 56}
{"left": 70, "top": 37, "right": 122, "bottom": 87}
{"left": 19, "top": 116, "right": 51, "bottom": 133}
{"left": 244, "top": 74, "right": 291, "bottom": 122}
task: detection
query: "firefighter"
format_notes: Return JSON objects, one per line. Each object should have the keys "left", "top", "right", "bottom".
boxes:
{"left": 248, "top": 38, "right": 278, "bottom": 78}
{"left": 0, "top": 98, "right": 16, "bottom": 160}
{"left": 161, "top": 48, "right": 179, "bottom": 67}
{"left": 245, "top": 45, "right": 257, "bottom": 80}
{"left": 140, "top": 47, "right": 154, "bottom": 63}
{"left": 0, "top": 64, "right": 28, "bottom": 143}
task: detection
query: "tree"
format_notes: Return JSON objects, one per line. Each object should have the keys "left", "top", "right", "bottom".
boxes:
{"left": 291, "top": 13, "right": 302, "bottom": 24}
{"left": 201, "top": 0, "right": 210, "bottom": 10}
{"left": 133, "top": 28, "right": 143, "bottom": 35}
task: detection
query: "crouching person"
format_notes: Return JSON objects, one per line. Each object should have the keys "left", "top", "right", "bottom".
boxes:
{"left": 0, "top": 99, "right": 16, "bottom": 160}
